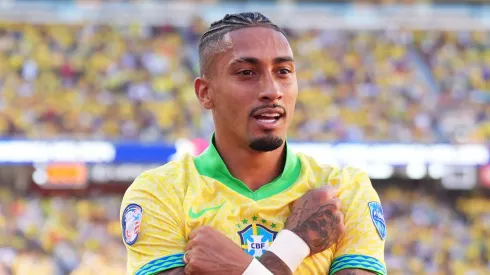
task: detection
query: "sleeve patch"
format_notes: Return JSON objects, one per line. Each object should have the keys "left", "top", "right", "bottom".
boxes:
{"left": 329, "top": 254, "right": 387, "bottom": 275}
{"left": 122, "top": 203, "right": 143, "bottom": 245}
{"left": 368, "top": 201, "right": 386, "bottom": 240}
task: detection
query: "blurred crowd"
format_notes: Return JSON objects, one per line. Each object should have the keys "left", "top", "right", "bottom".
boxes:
{"left": 382, "top": 187, "right": 490, "bottom": 275}
{"left": 0, "top": 21, "right": 488, "bottom": 144}
{"left": 287, "top": 29, "right": 489, "bottom": 143}
{"left": 0, "top": 189, "right": 126, "bottom": 275}
{"left": 1, "top": 185, "right": 489, "bottom": 275}
{"left": 0, "top": 21, "right": 208, "bottom": 142}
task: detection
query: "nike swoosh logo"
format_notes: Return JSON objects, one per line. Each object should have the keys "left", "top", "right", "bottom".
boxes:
{"left": 188, "top": 203, "right": 225, "bottom": 219}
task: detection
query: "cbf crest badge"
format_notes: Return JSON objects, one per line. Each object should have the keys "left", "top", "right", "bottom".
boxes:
{"left": 122, "top": 204, "right": 143, "bottom": 245}
{"left": 237, "top": 217, "right": 278, "bottom": 257}
{"left": 368, "top": 201, "right": 386, "bottom": 240}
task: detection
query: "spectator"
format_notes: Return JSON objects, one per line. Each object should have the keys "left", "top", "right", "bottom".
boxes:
{"left": 0, "top": 22, "right": 488, "bottom": 144}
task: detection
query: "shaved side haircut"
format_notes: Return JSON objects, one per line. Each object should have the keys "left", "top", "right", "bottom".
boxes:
{"left": 198, "top": 12, "right": 286, "bottom": 77}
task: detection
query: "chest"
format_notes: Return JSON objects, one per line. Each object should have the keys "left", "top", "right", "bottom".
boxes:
{"left": 183, "top": 192, "right": 292, "bottom": 253}
{"left": 182, "top": 187, "right": 334, "bottom": 274}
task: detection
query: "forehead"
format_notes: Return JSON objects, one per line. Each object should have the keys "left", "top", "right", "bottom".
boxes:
{"left": 223, "top": 27, "right": 293, "bottom": 63}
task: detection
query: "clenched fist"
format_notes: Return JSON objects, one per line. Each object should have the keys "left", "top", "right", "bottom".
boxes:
{"left": 285, "top": 185, "right": 345, "bottom": 254}
{"left": 183, "top": 226, "right": 251, "bottom": 275}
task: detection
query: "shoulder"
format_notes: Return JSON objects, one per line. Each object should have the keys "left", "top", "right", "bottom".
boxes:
{"left": 124, "top": 154, "right": 196, "bottom": 200}
{"left": 296, "top": 152, "right": 339, "bottom": 181}
{"left": 331, "top": 166, "right": 372, "bottom": 189}
{"left": 296, "top": 152, "right": 371, "bottom": 190}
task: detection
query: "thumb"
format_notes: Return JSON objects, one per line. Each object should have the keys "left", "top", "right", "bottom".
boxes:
{"left": 319, "top": 185, "right": 339, "bottom": 198}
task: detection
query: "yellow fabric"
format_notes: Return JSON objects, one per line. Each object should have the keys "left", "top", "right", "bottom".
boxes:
{"left": 121, "top": 152, "right": 386, "bottom": 275}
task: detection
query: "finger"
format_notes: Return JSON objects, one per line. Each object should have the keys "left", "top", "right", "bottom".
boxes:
{"left": 317, "top": 185, "right": 339, "bottom": 200}
{"left": 323, "top": 185, "right": 339, "bottom": 197}
{"left": 328, "top": 197, "right": 341, "bottom": 210}
{"left": 335, "top": 211, "right": 346, "bottom": 237}
{"left": 182, "top": 250, "right": 191, "bottom": 265}
{"left": 336, "top": 209, "right": 345, "bottom": 225}
{"left": 184, "top": 262, "right": 192, "bottom": 274}
{"left": 188, "top": 226, "right": 204, "bottom": 240}
{"left": 185, "top": 239, "right": 195, "bottom": 252}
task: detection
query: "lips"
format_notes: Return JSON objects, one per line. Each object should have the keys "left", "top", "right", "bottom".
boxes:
{"left": 251, "top": 107, "right": 285, "bottom": 129}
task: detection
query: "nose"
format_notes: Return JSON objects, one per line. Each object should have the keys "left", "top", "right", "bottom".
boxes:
{"left": 259, "top": 73, "right": 283, "bottom": 102}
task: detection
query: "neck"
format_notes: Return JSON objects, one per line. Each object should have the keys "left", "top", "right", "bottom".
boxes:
{"left": 214, "top": 133, "right": 286, "bottom": 191}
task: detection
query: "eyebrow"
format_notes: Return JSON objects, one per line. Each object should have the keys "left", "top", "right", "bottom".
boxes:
{"left": 230, "top": 56, "right": 295, "bottom": 66}
{"left": 273, "top": 56, "right": 294, "bottom": 64}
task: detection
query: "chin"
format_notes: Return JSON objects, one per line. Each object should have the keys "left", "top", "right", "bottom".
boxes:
{"left": 248, "top": 133, "right": 284, "bottom": 152}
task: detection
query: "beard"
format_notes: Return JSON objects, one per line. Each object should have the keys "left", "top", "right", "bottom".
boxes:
{"left": 249, "top": 134, "right": 284, "bottom": 152}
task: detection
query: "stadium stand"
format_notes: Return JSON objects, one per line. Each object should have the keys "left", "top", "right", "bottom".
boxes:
{"left": 0, "top": 22, "right": 488, "bottom": 143}
{"left": 0, "top": 1, "right": 489, "bottom": 275}
{"left": 381, "top": 185, "right": 490, "bottom": 275}
{"left": 0, "top": 188, "right": 126, "bottom": 274}
{"left": 0, "top": 21, "right": 209, "bottom": 142}
{"left": 1, "top": 185, "right": 490, "bottom": 275}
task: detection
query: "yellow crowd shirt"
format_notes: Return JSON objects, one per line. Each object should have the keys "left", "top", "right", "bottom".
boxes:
{"left": 121, "top": 140, "right": 387, "bottom": 275}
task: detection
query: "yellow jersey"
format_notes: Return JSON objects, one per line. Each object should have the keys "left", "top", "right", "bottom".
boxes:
{"left": 121, "top": 140, "right": 387, "bottom": 275}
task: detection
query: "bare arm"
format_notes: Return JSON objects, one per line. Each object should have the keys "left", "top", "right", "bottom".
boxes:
{"left": 157, "top": 186, "right": 344, "bottom": 275}
{"left": 155, "top": 266, "right": 375, "bottom": 275}
{"left": 155, "top": 259, "right": 375, "bottom": 275}
{"left": 156, "top": 253, "right": 291, "bottom": 275}
{"left": 334, "top": 269, "right": 376, "bottom": 275}
{"left": 258, "top": 251, "right": 292, "bottom": 275}
{"left": 254, "top": 197, "right": 343, "bottom": 275}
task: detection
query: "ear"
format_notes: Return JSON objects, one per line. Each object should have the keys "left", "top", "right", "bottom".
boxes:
{"left": 194, "top": 77, "right": 214, "bottom": 109}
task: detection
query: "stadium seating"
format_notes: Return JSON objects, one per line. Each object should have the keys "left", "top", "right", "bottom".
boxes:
{"left": 0, "top": 22, "right": 488, "bottom": 143}
{"left": 2, "top": 186, "right": 489, "bottom": 274}
{"left": 0, "top": 12, "right": 489, "bottom": 275}
{"left": 381, "top": 187, "right": 490, "bottom": 274}
{"left": 0, "top": 188, "right": 126, "bottom": 274}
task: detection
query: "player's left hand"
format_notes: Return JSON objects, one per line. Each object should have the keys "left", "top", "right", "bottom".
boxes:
{"left": 183, "top": 225, "right": 252, "bottom": 275}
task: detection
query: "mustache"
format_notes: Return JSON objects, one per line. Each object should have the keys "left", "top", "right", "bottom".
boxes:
{"left": 249, "top": 104, "right": 287, "bottom": 117}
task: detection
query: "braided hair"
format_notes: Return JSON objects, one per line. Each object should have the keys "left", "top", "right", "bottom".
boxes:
{"left": 198, "top": 12, "right": 285, "bottom": 77}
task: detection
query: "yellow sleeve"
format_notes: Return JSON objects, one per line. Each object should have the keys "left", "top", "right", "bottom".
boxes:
{"left": 329, "top": 167, "right": 387, "bottom": 275}
{"left": 121, "top": 170, "right": 186, "bottom": 275}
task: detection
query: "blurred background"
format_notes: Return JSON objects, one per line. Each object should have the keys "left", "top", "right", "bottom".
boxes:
{"left": 0, "top": 0, "right": 489, "bottom": 274}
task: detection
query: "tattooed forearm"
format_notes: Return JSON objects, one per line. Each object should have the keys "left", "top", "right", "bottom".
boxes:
{"left": 258, "top": 251, "right": 292, "bottom": 275}
{"left": 288, "top": 200, "right": 310, "bottom": 228}
{"left": 287, "top": 203, "right": 340, "bottom": 252}
{"left": 284, "top": 186, "right": 345, "bottom": 255}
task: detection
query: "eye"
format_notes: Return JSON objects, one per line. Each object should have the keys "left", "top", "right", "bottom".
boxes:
{"left": 238, "top": 70, "right": 255, "bottom": 76}
{"left": 278, "top": 68, "right": 291, "bottom": 75}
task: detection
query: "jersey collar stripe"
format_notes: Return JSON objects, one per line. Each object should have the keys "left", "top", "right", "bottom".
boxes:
{"left": 193, "top": 133, "right": 301, "bottom": 201}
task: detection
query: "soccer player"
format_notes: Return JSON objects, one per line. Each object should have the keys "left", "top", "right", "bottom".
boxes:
{"left": 121, "top": 12, "right": 386, "bottom": 275}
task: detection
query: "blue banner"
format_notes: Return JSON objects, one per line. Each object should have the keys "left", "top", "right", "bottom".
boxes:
{"left": 0, "top": 140, "right": 176, "bottom": 165}
{"left": 0, "top": 139, "right": 488, "bottom": 166}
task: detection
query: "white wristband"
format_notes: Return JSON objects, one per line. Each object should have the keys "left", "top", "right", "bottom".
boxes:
{"left": 242, "top": 258, "right": 273, "bottom": 275}
{"left": 267, "top": 229, "right": 310, "bottom": 272}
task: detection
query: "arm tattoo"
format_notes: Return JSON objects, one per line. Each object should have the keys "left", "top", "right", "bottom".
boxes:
{"left": 289, "top": 200, "right": 310, "bottom": 228}
{"left": 258, "top": 251, "right": 292, "bottom": 275}
{"left": 289, "top": 203, "right": 339, "bottom": 252}
{"left": 156, "top": 267, "right": 185, "bottom": 275}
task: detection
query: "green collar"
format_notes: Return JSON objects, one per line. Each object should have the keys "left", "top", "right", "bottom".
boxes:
{"left": 193, "top": 136, "right": 301, "bottom": 201}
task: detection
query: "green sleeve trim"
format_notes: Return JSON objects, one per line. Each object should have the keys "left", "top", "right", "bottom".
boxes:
{"left": 135, "top": 253, "right": 185, "bottom": 275}
{"left": 329, "top": 254, "right": 387, "bottom": 275}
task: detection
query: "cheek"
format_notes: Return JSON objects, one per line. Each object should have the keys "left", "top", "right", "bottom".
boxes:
{"left": 214, "top": 85, "right": 251, "bottom": 123}
{"left": 284, "top": 85, "right": 298, "bottom": 118}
